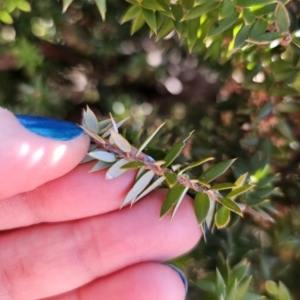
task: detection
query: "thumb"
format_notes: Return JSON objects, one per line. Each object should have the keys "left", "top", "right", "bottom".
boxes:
{"left": 0, "top": 107, "right": 90, "bottom": 199}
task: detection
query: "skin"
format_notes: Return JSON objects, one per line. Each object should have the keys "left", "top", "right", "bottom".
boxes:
{"left": 0, "top": 107, "right": 201, "bottom": 300}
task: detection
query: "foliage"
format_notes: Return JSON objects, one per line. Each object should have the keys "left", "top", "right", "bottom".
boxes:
{"left": 1, "top": 0, "right": 300, "bottom": 299}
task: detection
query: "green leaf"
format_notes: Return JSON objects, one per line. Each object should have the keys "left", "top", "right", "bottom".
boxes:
{"left": 62, "top": 0, "right": 74, "bottom": 12}
{"left": 0, "top": 10, "right": 13, "bottom": 24}
{"left": 215, "top": 206, "right": 230, "bottom": 229}
{"left": 80, "top": 126, "right": 105, "bottom": 144}
{"left": 179, "top": 157, "right": 214, "bottom": 174}
{"left": 225, "top": 279, "right": 238, "bottom": 300}
{"left": 194, "top": 193, "right": 210, "bottom": 225}
{"left": 88, "top": 150, "right": 116, "bottom": 162}
{"left": 162, "top": 131, "right": 194, "bottom": 168}
{"left": 276, "top": 102, "right": 300, "bottom": 113}
{"left": 95, "top": 0, "right": 106, "bottom": 20}
{"left": 220, "top": 0, "right": 236, "bottom": 19}
{"left": 105, "top": 158, "right": 129, "bottom": 179}
{"left": 216, "top": 268, "right": 226, "bottom": 297}
{"left": 218, "top": 197, "right": 243, "bottom": 216}
{"left": 233, "top": 25, "right": 252, "bottom": 50}
{"left": 230, "top": 260, "right": 249, "bottom": 285}
{"left": 131, "top": 11, "right": 145, "bottom": 35}
{"left": 275, "top": 2, "right": 290, "bottom": 33}
{"left": 247, "top": 32, "right": 281, "bottom": 44}
{"left": 243, "top": 8, "right": 255, "bottom": 25}
{"left": 17, "top": 1, "right": 31, "bottom": 12}
{"left": 89, "top": 160, "right": 112, "bottom": 172}
{"left": 212, "top": 183, "right": 236, "bottom": 190}
{"left": 135, "top": 176, "right": 166, "bottom": 202}
{"left": 140, "top": 0, "right": 163, "bottom": 11}
{"left": 164, "top": 172, "right": 178, "bottom": 187}
{"left": 142, "top": 8, "right": 157, "bottom": 33}
{"left": 82, "top": 106, "right": 100, "bottom": 133}
{"left": 110, "top": 130, "right": 132, "bottom": 153}
{"left": 121, "top": 161, "right": 145, "bottom": 169}
{"left": 278, "top": 281, "right": 293, "bottom": 300}
{"left": 121, "top": 5, "right": 141, "bottom": 23}
{"left": 235, "top": 0, "right": 275, "bottom": 7}
{"left": 188, "top": 18, "right": 199, "bottom": 51}
{"left": 207, "top": 12, "right": 238, "bottom": 38}
{"left": 181, "top": 1, "right": 217, "bottom": 21}
{"left": 265, "top": 280, "right": 278, "bottom": 296}
{"left": 199, "top": 159, "right": 236, "bottom": 183}
{"left": 236, "top": 276, "right": 252, "bottom": 299}
{"left": 122, "top": 170, "right": 155, "bottom": 206}
{"left": 156, "top": 18, "right": 174, "bottom": 40}
{"left": 183, "top": 0, "right": 195, "bottom": 10}
{"left": 156, "top": 0, "right": 173, "bottom": 18}
{"left": 160, "top": 183, "right": 187, "bottom": 217}
{"left": 226, "top": 184, "right": 255, "bottom": 198}
{"left": 206, "top": 197, "right": 216, "bottom": 228}
{"left": 136, "top": 122, "right": 165, "bottom": 156}
{"left": 235, "top": 173, "right": 248, "bottom": 187}
{"left": 172, "top": 186, "right": 189, "bottom": 218}
{"left": 248, "top": 18, "right": 267, "bottom": 39}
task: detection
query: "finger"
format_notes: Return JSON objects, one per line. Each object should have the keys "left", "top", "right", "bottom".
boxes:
{"left": 0, "top": 107, "right": 90, "bottom": 199}
{"left": 44, "top": 263, "right": 186, "bottom": 300}
{"left": 0, "top": 191, "right": 201, "bottom": 300}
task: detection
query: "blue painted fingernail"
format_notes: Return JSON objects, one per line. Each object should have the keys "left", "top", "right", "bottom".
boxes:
{"left": 166, "top": 264, "right": 188, "bottom": 294}
{"left": 16, "top": 115, "right": 84, "bottom": 141}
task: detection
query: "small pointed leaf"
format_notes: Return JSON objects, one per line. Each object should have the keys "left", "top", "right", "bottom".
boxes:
{"left": 226, "top": 184, "right": 255, "bottom": 198}
{"left": 278, "top": 281, "right": 293, "bottom": 300}
{"left": 89, "top": 161, "right": 111, "bottom": 172}
{"left": 207, "top": 12, "right": 238, "bottom": 38}
{"left": 88, "top": 150, "right": 116, "bottom": 162}
{"left": 265, "top": 281, "right": 278, "bottom": 296}
{"left": 95, "top": 0, "right": 106, "bottom": 21}
{"left": 105, "top": 158, "right": 129, "bottom": 179}
{"left": 215, "top": 206, "right": 230, "bottom": 229}
{"left": 225, "top": 279, "right": 238, "bottom": 300}
{"left": 122, "top": 170, "right": 155, "bottom": 206}
{"left": 181, "top": 2, "right": 217, "bottom": 21}
{"left": 164, "top": 172, "right": 178, "bottom": 187}
{"left": 136, "top": 122, "right": 165, "bottom": 156}
{"left": 179, "top": 157, "right": 214, "bottom": 174}
{"left": 199, "top": 159, "right": 236, "bottom": 183}
{"left": 62, "top": 0, "right": 74, "bottom": 12}
{"left": 218, "top": 197, "right": 243, "bottom": 216}
{"left": 99, "top": 119, "right": 111, "bottom": 129}
{"left": 162, "top": 131, "right": 194, "bottom": 168}
{"left": 82, "top": 106, "right": 100, "bottom": 133}
{"left": 229, "top": 261, "right": 249, "bottom": 285}
{"left": 121, "top": 161, "right": 145, "bottom": 169}
{"left": 212, "top": 183, "right": 236, "bottom": 190}
{"left": 171, "top": 186, "right": 189, "bottom": 219}
{"left": 80, "top": 154, "right": 96, "bottom": 164}
{"left": 110, "top": 130, "right": 132, "bottom": 153}
{"left": 131, "top": 11, "right": 145, "bottom": 35}
{"left": 134, "top": 176, "right": 166, "bottom": 202}
{"left": 235, "top": 173, "right": 248, "bottom": 187}
{"left": 156, "top": 0, "right": 173, "bottom": 18}
{"left": 80, "top": 126, "right": 105, "bottom": 144}
{"left": 101, "top": 117, "right": 130, "bottom": 138}
{"left": 194, "top": 193, "right": 210, "bottom": 225}
{"left": 160, "top": 183, "right": 187, "bottom": 218}
{"left": 206, "top": 197, "right": 216, "bottom": 229}
{"left": 122, "top": 5, "right": 141, "bottom": 23}
{"left": 142, "top": 8, "right": 157, "bottom": 33}
{"left": 156, "top": 18, "right": 174, "bottom": 40}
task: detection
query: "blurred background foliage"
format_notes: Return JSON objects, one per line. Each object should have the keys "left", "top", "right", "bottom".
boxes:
{"left": 1, "top": 0, "right": 300, "bottom": 299}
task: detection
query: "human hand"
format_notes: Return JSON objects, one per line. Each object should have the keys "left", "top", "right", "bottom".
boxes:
{"left": 0, "top": 107, "right": 201, "bottom": 300}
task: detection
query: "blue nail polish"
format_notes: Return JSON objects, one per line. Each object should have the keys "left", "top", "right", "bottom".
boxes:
{"left": 166, "top": 264, "right": 188, "bottom": 294}
{"left": 16, "top": 115, "right": 84, "bottom": 141}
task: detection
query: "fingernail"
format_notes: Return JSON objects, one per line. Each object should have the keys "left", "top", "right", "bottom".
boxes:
{"left": 16, "top": 115, "right": 84, "bottom": 141}
{"left": 166, "top": 264, "right": 188, "bottom": 295}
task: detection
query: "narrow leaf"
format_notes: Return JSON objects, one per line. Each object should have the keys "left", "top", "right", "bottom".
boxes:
{"left": 194, "top": 193, "right": 210, "bottom": 225}
{"left": 160, "top": 183, "right": 187, "bottom": 217}
{"left": 131, "top": 11, "right": 145, "bottom": 35}
{"left": 212, "top": 183, "right": 236, "bottom": 190}
{"left": 110, "top": 130, "right": 132, "bottom": 153}
{"left": 235, "top": 0, "right": 275, "bottom": 6}
{"left": 162, "top": 131, "right": 194, "bottom": 168}
{"left": 122, "top": 5, "right": 141, "bottom": 23}
{"left": 82, "top": 106, "right": 100, "bottom": 133}
{"left": 156, "top": 18, "right": 174, "bottom": 40}
{"left": 142, "top": 8, "right": 157, "bottom": 33}
{"left": 199, "top": 159, "right": 236, "bottom": 183}
{"left": 88, "top": 150, "right": 116, "bottom": 162}
{"left": 89, "top": 160, "right": 111, "bottom": 172}
{"left": 265, "top": 281, "right": 278, "bottom": 296}
{"left": 207, "top": 12, "right": 238, "bottom": 38}
{"left": 134, "top": 176, "right": 166, "bottom": 202}
{"left": 235, "top": 172, "right": 248, "bottom": 187}
{"left": 229, "top": 261, "right": 249, "bottom": 285}
{"left": 206, "top": 197, "right": 215, "bottom": 229}
{"left": 181, "top": 1, "right": 217, "bottom": 21}
{"left": 275, "top": 2, "right": 290, "bottom": 34}
{"left": 105, "top": 158, "right": 129, "bottom": 179}
{"left": 80, "top": 154, "right": 95, "bottom": 164}
{"left": 99, "top": 119, "right": 111, "bottom": 129}
{"left": 218, "top": 197, "right": 243, "bottom": 216}
{"left": 278, "top": 281, "right": 293, "bottom": 300}
{"left": 226, "top": 184, "right": 255, "bottom": 198}
{"left": 136, "top": 122, "right": 165, "bottom": 156}
{"left": 101, "top": 117, "right": 130, "bottom": 138}
{"left": 215, "top": 206, "right": 230, "bottom": 229}
{"left": 122, "top": 170, "right": 155, "bottom": 206}
{"left": 156, "top": 0, "right": 173, "bottom": 18}
{"left": 95, "top": 0, "right": 106, "bottom": 21}
{"left": 179, "top": 157, "right": 215, "bottom": 174}
{"left": 121, "top": 161, "right": 145, "bottom": 169}
{"left": 225, "top": 279, "right": 238, "bottom": 300}
{"left": 171, "top": 186, "right": 189, "bottom": 219}
{"left": 62, "top": 0, "right": 73, "bottom": 12}
{"left": 164, "top": 172, "right": 178, "bottom": 187}
{"left": 80, "top": 126, "right": 105, "bottom": 144}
